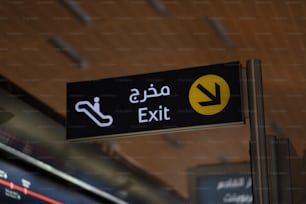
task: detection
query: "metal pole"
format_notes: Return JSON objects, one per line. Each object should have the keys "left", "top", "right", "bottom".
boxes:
{"left": 246, "top": 59, "right": 270, "bottom": 204}
{"left": 269, "top": 136, "right": 279, "bottom": 203}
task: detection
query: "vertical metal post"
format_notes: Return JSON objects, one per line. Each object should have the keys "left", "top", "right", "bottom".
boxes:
{"left": 246, "top": 59, "right": 270, "bottom": 204}
{"left": 269, "top": 136, "right": 279, "bottom": 203}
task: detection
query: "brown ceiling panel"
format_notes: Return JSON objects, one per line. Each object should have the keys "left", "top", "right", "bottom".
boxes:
{"left": 1, "top": 0, "right": 306, "bottom": 200}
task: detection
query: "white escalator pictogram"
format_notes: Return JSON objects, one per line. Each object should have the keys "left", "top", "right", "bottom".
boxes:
{"left": 75, "top": 97, "right": 113, "bottom": 127}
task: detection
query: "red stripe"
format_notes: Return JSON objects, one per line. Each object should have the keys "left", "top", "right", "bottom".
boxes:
{"left": 0, "top": 179, "right": 62, "bottom": 204}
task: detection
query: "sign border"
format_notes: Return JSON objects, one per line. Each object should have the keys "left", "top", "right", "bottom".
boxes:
{"left": 66, "top": 62, "right": 244, "bottom": 142}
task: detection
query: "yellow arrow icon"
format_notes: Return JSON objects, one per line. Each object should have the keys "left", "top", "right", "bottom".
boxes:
{"left": 189, "top": 74, "right": 230, "bottom": 115}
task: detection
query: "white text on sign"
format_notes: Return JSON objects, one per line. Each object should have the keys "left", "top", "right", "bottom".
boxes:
{"left": 129, "top": 84, "right": 171, "bottom": 124}
{"left": 138, "top": 105, "right": 171, "bottom": 123}
{"left": 129, "top": 83, "right": 170, "bottom": 104}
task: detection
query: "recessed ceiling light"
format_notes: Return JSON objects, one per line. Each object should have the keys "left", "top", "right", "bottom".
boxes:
{"left": 147, "top": 0, "right": 167, "bottom": 14}
{"left": 208, "top": 17, "right": 235, "bottom": 49}
{"left": 49, "top": 36, "right": 89, "bottom": 68}
{"left": 60, "top": 0, "right": 93, "bottom": 25}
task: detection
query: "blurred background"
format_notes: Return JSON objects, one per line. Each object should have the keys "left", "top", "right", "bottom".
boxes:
{"left": 0, "top": 0, "right": 306, "bottom": 203}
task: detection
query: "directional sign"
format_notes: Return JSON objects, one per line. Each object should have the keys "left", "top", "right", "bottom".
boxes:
{"left": 188, "top": 163, "right": 252, "bottom": 204}
{"left": 189, "top": 74, "right": 230, "bottom": 115}
{"left": 66, "top": 62, "right": 243, "bottom": 141}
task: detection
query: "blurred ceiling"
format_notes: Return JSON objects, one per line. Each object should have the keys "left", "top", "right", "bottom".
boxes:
{"left": 0, "top": 0, "right": 306, "bottom": 200}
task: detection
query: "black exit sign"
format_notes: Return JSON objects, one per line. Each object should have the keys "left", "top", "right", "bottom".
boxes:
{"left": 66, "top": 62, "right": 243, "bottom": 141}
